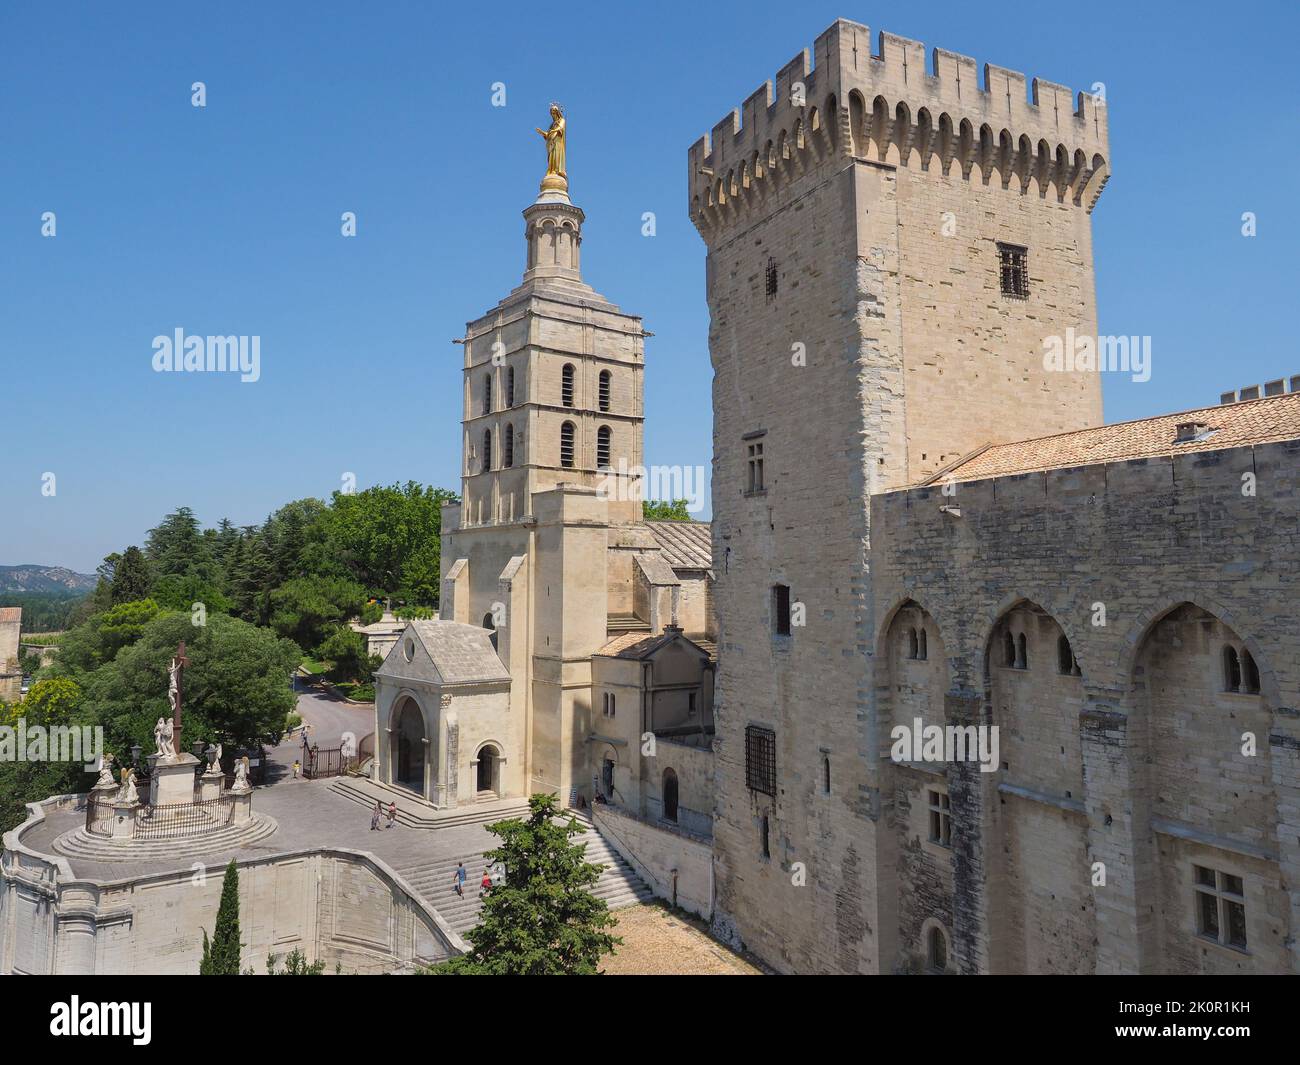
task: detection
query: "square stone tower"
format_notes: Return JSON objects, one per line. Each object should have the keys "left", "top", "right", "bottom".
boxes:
{"left": 441, "top": 172, "right": 650, "bottom": 802}
{"left": 687, "top": 19, "right": 1110, "bottom": 972}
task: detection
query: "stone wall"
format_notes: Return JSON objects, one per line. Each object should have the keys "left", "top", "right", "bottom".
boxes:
{"left": 594, "top": 804, "right": 714, "bottom": 918}
{"left": 869, "top": 439, "right": 1300, "bottom": 974}
{"left": 0, "top": 798, "right": 465, "bottom": 975}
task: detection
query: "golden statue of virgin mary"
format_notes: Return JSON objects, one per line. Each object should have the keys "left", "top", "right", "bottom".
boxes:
{"left": 535, "top": 103, "right": 568, "bottom": 196}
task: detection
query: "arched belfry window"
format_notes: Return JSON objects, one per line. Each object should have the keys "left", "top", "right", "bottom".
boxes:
{"left": 483, "top": 372, "right": 492, "bottom": 415}
{"left": 907, "top": 627, "right": 919, "bottom": 659}
{"left": 1242, "top": 649, "right": 1260, "bottom": 694}
{"left": 1058, "top": 634, "right": 1077, "bottom": 675}
{"left": 599, "top": 370, "right": 611, "bottom": 412}
{"left": 1223, "top": 646, "right": 1241, "bottom": 692}
{"left": 918, "top": 628, "right": 928, "bottom": 661}
{"left": 596, "top": 425, "right": 612, "bottom": 470}
{"left": 503, "top": 424, "right": 514, "bottom": 468}
{"left": 1003, "top": 630, "right": 1016, "bottom": 668}
{"left": 561, "top": 364, "right": 575, "bottom": 407}
{"left": 506, "top": 366, "right": 515, "bottom": 407}
{"left": 927, "top": 926, "right": 948, "bottom": 973}
{"left": 662, "top": 768, "right": 679, "bottom": 823}
{"left": 560, "top": 421, "right": 576, "bottom": 468}
{"left": 1015, "top": 632, "right": 1028, "bottom": 670}
{"left": 481, "top": 428, "right": 492, "bottom": 472}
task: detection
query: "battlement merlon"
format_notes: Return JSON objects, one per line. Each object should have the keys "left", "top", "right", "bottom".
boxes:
{"left": 688, "top": 19, "right": 1110, "bottom": 222}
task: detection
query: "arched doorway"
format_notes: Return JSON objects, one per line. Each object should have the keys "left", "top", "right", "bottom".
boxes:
{"left": 662, "top": 768, "right": 679, "bottom": 823}
{"left": 476, "top": 744, "right": 498, "bottom": 796}
{"left": 482, "top": 611, "right": 498, "bottom": 651}
{"left": 394, "top": 698, "right": 425, "bottom": 795}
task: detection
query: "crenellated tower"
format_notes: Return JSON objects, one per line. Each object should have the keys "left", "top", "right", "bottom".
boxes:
{"left": 689, "top": 19, "right": 1112, "bottom": 973}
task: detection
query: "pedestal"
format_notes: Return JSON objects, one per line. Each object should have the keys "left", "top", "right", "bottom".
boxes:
{"left": 111, "top": 801, "right": 138, "bottom": 839}
{"left": 231, "top": 791, "right": 252, "bottom": 824}
{"left": 150, "top": 754, "right": 202, "bottom": 808}
{"left": 199, "top": 769, "right": 224, "bottom": 802}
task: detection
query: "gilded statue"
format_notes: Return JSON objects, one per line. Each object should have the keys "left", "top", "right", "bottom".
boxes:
{"left": 536, "top": 103, "right": 566, "bottom": 179}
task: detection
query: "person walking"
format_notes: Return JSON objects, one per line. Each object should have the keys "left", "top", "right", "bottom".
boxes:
{"left": 480, "top": 869, "right": 493, "bottom": 897}
{"left": 292, "top": 759, "right": 300, "bottom": 779}
{"left": 370, "top": 801, "right": 381, "bottom": 831}
{"left": 453, "top": 862, "right": 466, "bottom": 897}
{"left": 386, "top": 801, "right": 397, "bottom": 829}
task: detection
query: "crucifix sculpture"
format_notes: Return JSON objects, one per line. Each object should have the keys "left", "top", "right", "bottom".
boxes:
{"left": 167, "top": 641, "right": 189, "bottom": 756}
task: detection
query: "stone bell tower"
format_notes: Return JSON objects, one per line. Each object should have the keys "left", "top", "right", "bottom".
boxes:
{"left": 440, "top": 109, "right": 650, "bottom": 802}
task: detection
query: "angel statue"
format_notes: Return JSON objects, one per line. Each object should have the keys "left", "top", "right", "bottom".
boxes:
{"left": 119, "top": 768, "right": 139, "bottom": 805}
{"left": 231, "top": 756, "right": 251, "bottom": 792}
{"left": 207, "top": 742, "right": 224, "bottom": 775}
{"left": 154, "top": 715, "right": 176, "bottom": 760}
{"left": 94, "top": 753, "right": 116, "bottom": 790}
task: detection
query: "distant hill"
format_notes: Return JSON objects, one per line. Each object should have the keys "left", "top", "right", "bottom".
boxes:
{"left": 0, "top": 565, "right": 97, "bottom": 595}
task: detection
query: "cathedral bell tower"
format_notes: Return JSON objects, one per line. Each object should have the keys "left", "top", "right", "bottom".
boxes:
{"left": 452, "top": 106, "right": 646, "bottom": 530}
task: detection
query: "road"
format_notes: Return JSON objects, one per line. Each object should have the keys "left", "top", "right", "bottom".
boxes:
{"left": 264, "top": 679, "right": 375, "bottom": 780}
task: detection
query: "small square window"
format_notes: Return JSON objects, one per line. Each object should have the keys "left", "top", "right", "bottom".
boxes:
{"left": 928, "top": 789, "right": 952, "bottom": 847}
{"left": 1194, "top": 864, "right": 1247, "bottom": 951}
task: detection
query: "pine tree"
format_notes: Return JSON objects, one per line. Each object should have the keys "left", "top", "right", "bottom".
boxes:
{"left": 146, "top": 506, "right": 215, "bottom": 581}
{"left": 426, "top": 794, "right": 621, "bottom": 975}
{"left": 199, "top": 860, "right": 242, "bottom": 975}
{"left": 111, "top": 546, "right": 154, "bottom": 604}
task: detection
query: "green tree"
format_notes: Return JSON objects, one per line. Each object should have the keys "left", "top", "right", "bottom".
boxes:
{"left": 200, "top": 861, "right": 242, "bottom": 975}
{"left": 45, "top": 599, "right": 162, "bottom": 680}
{"left": 1, "top": 677, "right": 82, "bottom": 727}
{"left": 266, "top": 949, "right": 326, "bottom": 975}
{"left": 426, "top": 795, "right": 621, "bottom": 975}
{"left": 111, "top": 546, "right": 154, "bottom": 604}
{"left": 146, "top": 507, "right": 216, "bottom": 581}
{"left": 82, "top": 611, "right": 298, "bottom": 758}
{"left": 152, "top": 573, "right": 233, "bottom": 615}
{"left": 642, "top": 499, "right": 692, "bottom": 522}
{"left": 314, "top": 624, "right": 379, "bottom": 683}
{"left": 324, "top": 482, "right": 456, "bottom": 604}
{"left": 229, "top": 528, "right": 275, "bottom": 624}
{"left": 269, "top": 575, "right": 369, "bottom": 652}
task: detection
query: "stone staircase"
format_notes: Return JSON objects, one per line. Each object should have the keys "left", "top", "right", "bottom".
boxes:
{"left": 53, "top": 813, "right": 279, "bottom": 862}
{"left": 606, "top": 613, "right": 651, "bottom": 636}
{"left": 328, "top": 777, "right": 530, "bottom": 829}
{"left": 392, "top": 813, "right": 652, "bottom": 936}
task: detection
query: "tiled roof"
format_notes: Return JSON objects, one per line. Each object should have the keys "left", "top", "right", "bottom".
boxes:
{"left": 376, "top": 620, "right": 509, "bottom": 687}
{"left": 925, "top": 392, "right": 1300, "bottom": 485}
{"left": 595, "top": 629, "right": 716, "bottom": 662}
{"left": 644, "top": 521, "right": 712, "bottom": 570}
{"left": 0, "top": 608, "right": 21, "bottom": 624}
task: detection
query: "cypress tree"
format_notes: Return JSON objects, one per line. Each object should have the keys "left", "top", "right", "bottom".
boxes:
{"left": 200, "top": 860, "right": 242, "bottom": 975}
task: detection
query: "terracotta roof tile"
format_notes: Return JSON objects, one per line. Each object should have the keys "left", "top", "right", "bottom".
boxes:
{"left": 926, "top": 392, "right": 1300, "bottom": 485}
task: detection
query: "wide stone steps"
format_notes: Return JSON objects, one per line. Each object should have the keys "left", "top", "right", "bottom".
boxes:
{"left": 327, "top": 778, "right": 530, "bottom": 829}
{"left": 393, "top": 822, "right": 652, "bottom": 936}
{"left": 52, "top": 813, "right": 279, "bottom": 862}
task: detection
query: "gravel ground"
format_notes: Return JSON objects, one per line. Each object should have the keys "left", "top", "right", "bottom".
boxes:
{"left": 599, "top": 902, "right": 766, "bottom": 975}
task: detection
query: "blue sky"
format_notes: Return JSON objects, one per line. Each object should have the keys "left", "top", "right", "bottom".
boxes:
{"left": 2, "top": 0, "right": 1295, "bottom": 574}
